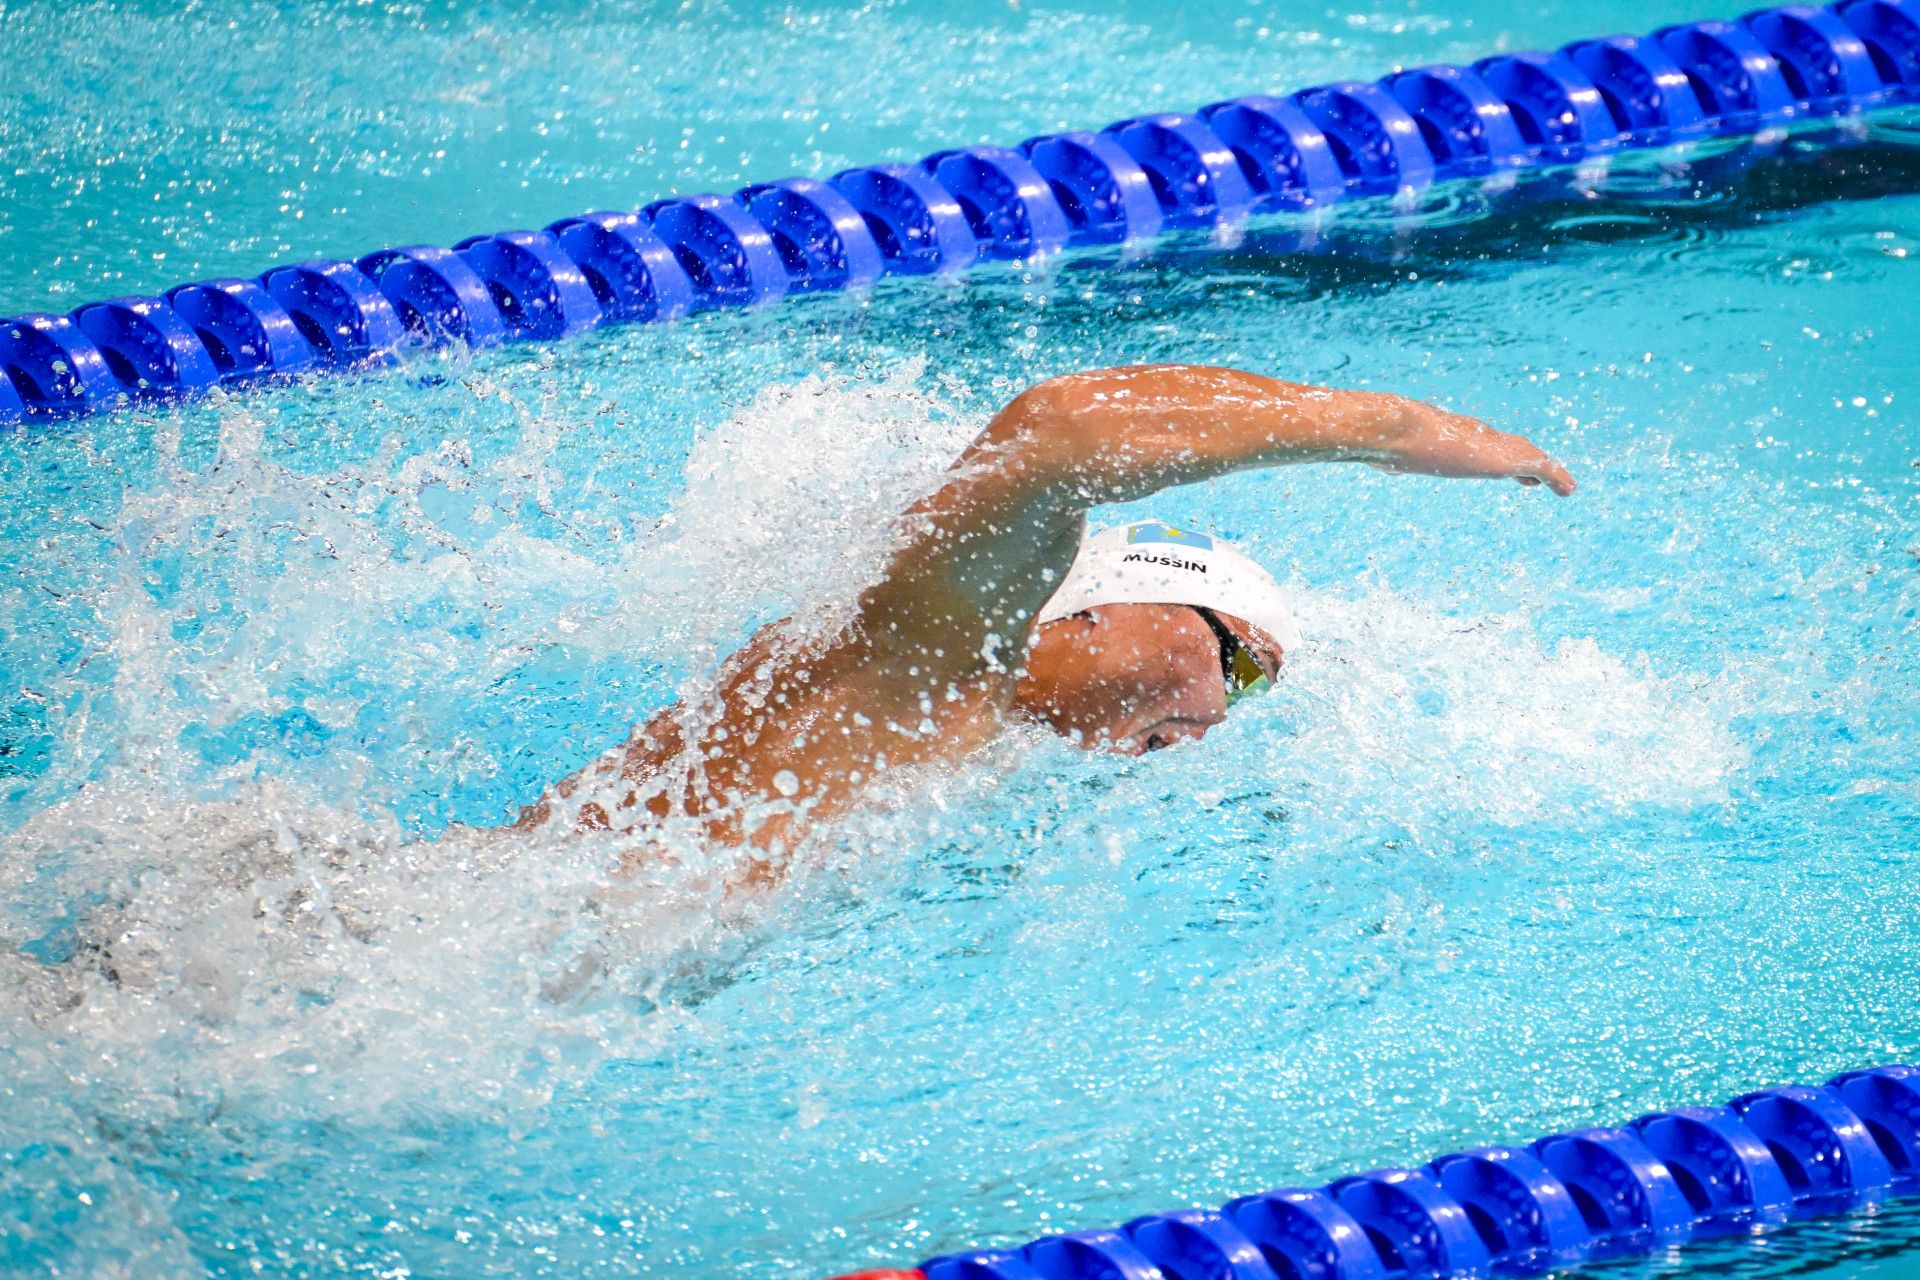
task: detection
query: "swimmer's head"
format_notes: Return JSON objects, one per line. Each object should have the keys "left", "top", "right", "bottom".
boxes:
{"left": 1013, "top": 521, "right": 1297, "bottom": 754}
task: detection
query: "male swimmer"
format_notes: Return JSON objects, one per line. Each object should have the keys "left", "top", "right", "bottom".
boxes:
{"left": 510, "top": 364, "right": 1575, "bottom": 877}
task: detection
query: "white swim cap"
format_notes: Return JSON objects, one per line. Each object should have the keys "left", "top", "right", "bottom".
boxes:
{"left": 1035, "top": 520, "right": 1301, "bottom": 653}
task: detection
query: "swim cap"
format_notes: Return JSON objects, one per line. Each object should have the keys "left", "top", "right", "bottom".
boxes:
{"left": 1035, "top": 521, "right": 1302, "bottom": 652}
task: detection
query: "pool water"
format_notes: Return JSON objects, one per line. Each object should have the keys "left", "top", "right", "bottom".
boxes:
{"left": 2, "top": 2, "right": 1918, "bottom": 1278}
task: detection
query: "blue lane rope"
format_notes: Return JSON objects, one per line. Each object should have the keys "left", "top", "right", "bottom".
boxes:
{"left": 908, "top": 1064, "right": 1920, "bottom": 1280}
{"left": 2, "top": 0, "right": 1918, "bottom": 426}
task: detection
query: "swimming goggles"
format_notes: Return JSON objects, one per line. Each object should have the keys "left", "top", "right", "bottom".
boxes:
{"left": 1194, "top": 607, "right": 1274, "bottom": 706}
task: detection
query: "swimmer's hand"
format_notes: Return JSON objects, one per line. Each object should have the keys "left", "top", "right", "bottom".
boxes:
{"left": 1362, "top": 402, "right": 1577, "bottom": 496}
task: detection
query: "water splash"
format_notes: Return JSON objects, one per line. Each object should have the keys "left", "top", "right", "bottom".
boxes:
{"left": 592, "top": 358, "right": 982, "bottom": 657}
{"left": 1274, "top": 586, "right": 1744, "bottom": 834}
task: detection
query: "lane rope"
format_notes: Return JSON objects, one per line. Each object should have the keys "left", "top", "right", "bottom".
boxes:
{"left": 3, "top": 1, "right": 1916, "bottom": 424}
{"left": 830, "top": 1063, "right": 1920, "bottom": 1280}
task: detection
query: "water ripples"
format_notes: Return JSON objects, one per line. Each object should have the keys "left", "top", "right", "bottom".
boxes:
{"left": 1567, "top": 1198, "right": 1920, "bottom": 1279}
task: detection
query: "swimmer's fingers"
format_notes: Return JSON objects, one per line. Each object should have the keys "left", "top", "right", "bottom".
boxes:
{"left": 1519, "top": 455, "right": 1577, "bottom": 496}
{"left": 1491, "top": 427, "right": 1577, "bottom": 495}
{"left": 1362, "top": 406, "right": 1575, "bottom": 496}
{"left": 1368, "top": 447, "right": 1576, "bottom": 495}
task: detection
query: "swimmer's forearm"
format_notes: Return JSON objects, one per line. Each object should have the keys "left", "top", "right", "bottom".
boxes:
{"left": 991, "top": 364, "right": 1409, "bottom": 485}
{"left": 999, "top": 364, "right": 1574, "bottom": 497}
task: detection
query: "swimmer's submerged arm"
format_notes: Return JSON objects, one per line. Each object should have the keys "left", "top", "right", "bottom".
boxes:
{"left": 856, "top": 363, "right": 1574, "bottom": 669}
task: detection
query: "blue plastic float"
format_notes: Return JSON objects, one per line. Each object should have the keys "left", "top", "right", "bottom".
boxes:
{"left": 892, "top": 1064, "right": 1920, "bottom": 1280}
{"left": 2, "top": 0, "right": 1917, "bottom": 426}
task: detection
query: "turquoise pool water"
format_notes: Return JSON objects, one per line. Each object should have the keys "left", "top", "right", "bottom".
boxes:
{"left": 2, "top": 1, "right": 1918, "bottom": 1277}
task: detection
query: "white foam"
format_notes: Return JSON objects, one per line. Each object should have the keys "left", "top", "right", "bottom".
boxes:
{"left": 590, "top": 359, "right": 982, "bottom": 656}
{"left": 1248, "top": 584, "right": 1746, "bottom": 833}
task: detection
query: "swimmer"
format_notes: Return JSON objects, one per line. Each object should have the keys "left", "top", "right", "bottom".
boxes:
{"left": 509, "top": 364, "right": 1575, "bottom": 875}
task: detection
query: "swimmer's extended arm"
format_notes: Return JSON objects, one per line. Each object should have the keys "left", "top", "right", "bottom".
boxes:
{"left": 1028, "top": 364, "right": 1578, "bottom": 497}
{"left": 858, "top": 363, "right": 1574, "bottom": 667}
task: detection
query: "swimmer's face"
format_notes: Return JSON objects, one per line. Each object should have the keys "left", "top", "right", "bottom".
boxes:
{"left": 1014, "top": 603, "right": 1283, "bottom": 755}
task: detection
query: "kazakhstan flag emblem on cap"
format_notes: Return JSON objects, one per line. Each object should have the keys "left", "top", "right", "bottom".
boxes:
{"left": 1126, "top": 521, "right": 1214, "bottom": 550}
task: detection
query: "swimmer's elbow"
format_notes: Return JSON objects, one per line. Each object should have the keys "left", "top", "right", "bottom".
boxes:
{"left": 987, "top": 373, "right": 1130, "bottom": 479}
{"left": 957, "top": 380, "right": 1081, "bottom": 502}
{"left": 993, "top": 376, "right": 1082, "bottom": 442}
